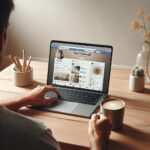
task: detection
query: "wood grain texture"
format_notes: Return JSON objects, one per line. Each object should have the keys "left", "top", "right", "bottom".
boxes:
{"left": 0, "top": 61, "right": 150, "bottom": 150}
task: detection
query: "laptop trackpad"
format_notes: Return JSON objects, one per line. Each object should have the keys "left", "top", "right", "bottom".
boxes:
{"left": 45, "top": 100, "right": 78, "bottom": 113}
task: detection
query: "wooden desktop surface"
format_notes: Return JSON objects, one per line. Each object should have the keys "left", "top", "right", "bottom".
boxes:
{"left": 0, "top": 61, "right": 150, "bottom": 150}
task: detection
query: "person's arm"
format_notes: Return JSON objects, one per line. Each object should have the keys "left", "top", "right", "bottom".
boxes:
{"left": 4, "top": 85, "right": 59, "bottom": 111}
{"left": 88, "top": 114, "right": 111, "bottom": 150}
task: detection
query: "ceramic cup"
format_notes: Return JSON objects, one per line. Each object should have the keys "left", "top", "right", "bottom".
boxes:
{"left": 100, "top": 98, "right": 125, "bottom": 130}
{"left": 13, "top": 67, "right": 33, "bottom": 87}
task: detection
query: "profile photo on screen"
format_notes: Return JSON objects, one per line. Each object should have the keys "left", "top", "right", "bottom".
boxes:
{"left": 56, "top": 50, "right": 64, "bottom": 59}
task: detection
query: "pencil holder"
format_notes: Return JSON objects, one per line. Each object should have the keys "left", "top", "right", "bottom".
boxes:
{"left": 13, "top": 67, "right": 33, "bottom": 87}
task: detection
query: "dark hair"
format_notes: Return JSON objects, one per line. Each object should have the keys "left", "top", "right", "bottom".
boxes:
{"left": 0, "top": 0, "right": 14, "bottom": 32}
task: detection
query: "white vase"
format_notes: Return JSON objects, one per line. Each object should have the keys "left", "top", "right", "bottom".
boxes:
{"left": 129, "top": 74, "right": 145, "bottom": 92}
{"left": 136, "top": 45, "right": 150, "bottom": 84}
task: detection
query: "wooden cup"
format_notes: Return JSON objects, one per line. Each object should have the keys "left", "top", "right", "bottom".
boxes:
{"left": 13, "top": 67, "right": 33, "bottom": 87}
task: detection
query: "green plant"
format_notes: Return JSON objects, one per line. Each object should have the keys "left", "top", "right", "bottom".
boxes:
{"left": 131, "top": 66, "right": 144, "bottom": 77}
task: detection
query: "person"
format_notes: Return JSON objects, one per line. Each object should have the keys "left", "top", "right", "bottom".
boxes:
{"left": 0, "top": 0, "right": 111, "bottom": 150}
{"left": 56, "top": 50, "right": 64, "bottom": 59}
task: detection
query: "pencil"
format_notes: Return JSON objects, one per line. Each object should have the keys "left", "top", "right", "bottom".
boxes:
{"left": 22, "top": 49, "right": 26, "bottom": 72}
{"left": 9, "top": 55, "right": 21, "bottom": 72}
{"left": 14, "top": 56, "right": 22, "bottom": 72}
{"left": 25, "top": 56, "right": 32, "bottom": 71}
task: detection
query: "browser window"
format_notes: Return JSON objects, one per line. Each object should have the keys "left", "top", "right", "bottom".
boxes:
{"left": 51, "top": 44, "right": 111, "bottom": 91}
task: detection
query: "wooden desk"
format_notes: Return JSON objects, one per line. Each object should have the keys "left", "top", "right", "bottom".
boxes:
{"left": 0, "top": 61, "right": 150, "bottom": 150}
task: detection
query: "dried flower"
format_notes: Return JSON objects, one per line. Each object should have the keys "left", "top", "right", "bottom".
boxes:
{"left": 146, "top": 14, "right": 150, "bottom": 22}
{"left": 144, "top": 31, "right": 150, "bottom": 41}
{"left": 131, "top": 20, "right": 141, "bottom": 30}
{"left": 131, "top": 6, "right": 150, "bottom": 41}
{"left": 136, "top": 6, "right": 145, "bottom": 17}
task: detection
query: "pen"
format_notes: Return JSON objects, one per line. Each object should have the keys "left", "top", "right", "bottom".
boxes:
{"left": 25, "top": 56, "right": 32, "bottom": 71}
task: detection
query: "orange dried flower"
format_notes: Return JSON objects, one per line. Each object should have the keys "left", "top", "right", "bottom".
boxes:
{"left": 146, "top": 14, "right": 150, "bottom": 22}
{"left": 137, "top": 6, "right": 145, "bottom": 17}
{"left": 131, "top": 6, "right": 150, "bottom": 36}
{"left": 131, "top": 20, "right": 141, "bottom": 30}
{"left": 144, "top": 31, "right": 150, "bottom": 40}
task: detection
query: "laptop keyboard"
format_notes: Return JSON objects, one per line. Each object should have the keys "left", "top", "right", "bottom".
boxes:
{"left": 57, "top": 88, "right": 102, "bottom": 105}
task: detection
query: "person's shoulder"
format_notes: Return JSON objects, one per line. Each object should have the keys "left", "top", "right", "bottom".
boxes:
{"left": 0, "top": 107, "right": 61, "bottom": 150}
{"left": 0, "top": 105, "right": 8, "bottom": 112}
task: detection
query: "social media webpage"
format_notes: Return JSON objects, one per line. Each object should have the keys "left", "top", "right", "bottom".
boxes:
{"left": 52, "top": 46, "right": 106, "bottom": 91}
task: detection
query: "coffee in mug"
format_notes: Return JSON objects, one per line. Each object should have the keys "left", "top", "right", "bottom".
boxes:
{"left": 100, "top": 98, "right": 125, "bottom": 130}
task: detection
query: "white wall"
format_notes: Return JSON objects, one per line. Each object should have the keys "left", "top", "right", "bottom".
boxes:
{"left": 7, "top": 0, "right": 150, "bottom": 67}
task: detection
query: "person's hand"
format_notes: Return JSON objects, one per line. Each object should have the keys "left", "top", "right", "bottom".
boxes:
{"left": 20, "top": 85, "right": 59, "bottom": 107}
{"left": 88, "top": 113, "right": 111, "bottom": 150}
{"left": 5, "top": 85, "right": 59, "bottom": 111}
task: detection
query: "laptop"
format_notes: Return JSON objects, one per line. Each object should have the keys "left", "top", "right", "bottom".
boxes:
{"left": 39, "top": 40, "right": 113, "bottom": 118}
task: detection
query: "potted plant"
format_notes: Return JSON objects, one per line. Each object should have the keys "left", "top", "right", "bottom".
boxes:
{"left": 129, "top": 66, "right": 145, "bottom": 92}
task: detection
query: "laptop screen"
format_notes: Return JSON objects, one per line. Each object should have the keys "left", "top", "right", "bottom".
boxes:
{"left": 47, "top": 40, "right": 113, "bottom": 93}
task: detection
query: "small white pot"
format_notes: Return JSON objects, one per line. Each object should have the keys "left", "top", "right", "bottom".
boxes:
{"left": 129, "top": 74, "right": 145, "bottom": 92}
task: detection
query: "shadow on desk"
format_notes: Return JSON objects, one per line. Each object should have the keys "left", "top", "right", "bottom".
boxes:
{"left": 24, "top": 81, "right": 45, "bottom": 89}
{"left": 143, "top": 87, "right": 150, "bottom": 94}
{"left": 111, "top": 90, "right": 150, "bottom": 111}
{"left": 109, "top": 124, "right": 150, "bottom": 150}
{"left": 108, "top": 140, "right": 132, "bottom": 150}
{"left": 59, "top": 142, "right": 88, "bottom": 150}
